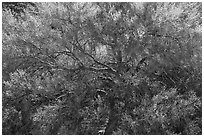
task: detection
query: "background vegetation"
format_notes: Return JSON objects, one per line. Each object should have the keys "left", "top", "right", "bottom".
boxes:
{"left": 2, "top": 2, "right": 202, "bottom": 135}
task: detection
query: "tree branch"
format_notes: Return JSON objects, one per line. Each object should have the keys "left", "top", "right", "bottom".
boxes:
{"left": 73, "top": 39, "right": 117, "bottom": 74}
{"left": 53, "top": 50, "right": 84, "bottom": 66}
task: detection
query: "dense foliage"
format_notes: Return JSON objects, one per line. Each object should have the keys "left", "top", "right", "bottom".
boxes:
{"left": 2, "top": 2, "right": 202, "bottom": 135}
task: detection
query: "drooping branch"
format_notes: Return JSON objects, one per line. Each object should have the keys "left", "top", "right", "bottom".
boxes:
{"left": 148, "top": 32, "right": 183, "bottom": 48}
{"left": 73, "top": 39, "right": 118, "bottom": 74}
{"left": 53, "top": 50, "right": 84, "bottom": 66}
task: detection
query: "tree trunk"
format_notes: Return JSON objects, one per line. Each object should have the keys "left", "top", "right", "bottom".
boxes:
{"left": 104, "top": 97, "right": 119, "bottom": 135}
{"left": 20, "top": 97, "right": 32, "bottom": 134}
{"left": 49, "top": 117, "right": 62, "bottom": 135}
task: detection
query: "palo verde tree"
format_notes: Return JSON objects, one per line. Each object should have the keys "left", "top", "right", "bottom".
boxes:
{"left": 2, "top": 2, "right": 202, "bottom": 135}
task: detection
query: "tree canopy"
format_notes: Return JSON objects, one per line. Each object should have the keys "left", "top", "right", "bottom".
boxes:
{"left": 2, "top": 2, "right": 202, "bottom": 135}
